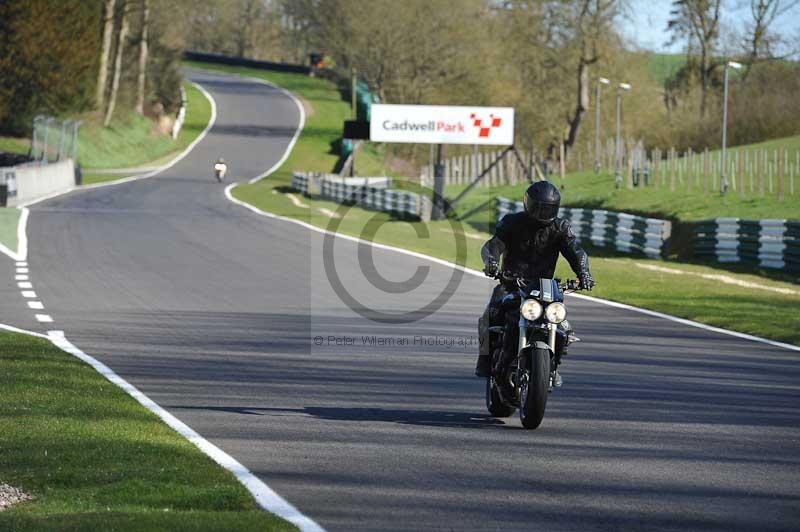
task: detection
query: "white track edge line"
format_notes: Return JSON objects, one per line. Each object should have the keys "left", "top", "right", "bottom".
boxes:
{"left": 43, "top": 331, "right": 325, "bottom": 532}
{"left": 1, "top": 76, "right": 324, "bottom": 529}
{"left": 0, "top": 322, "right": 325, "bottom": 531}
{"left": 225, "top": 181, "right": 800, "bottom": 355}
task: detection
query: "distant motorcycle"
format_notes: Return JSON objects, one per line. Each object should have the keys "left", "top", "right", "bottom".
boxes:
{"left": 485, "top": 273, "right": 584, "bottom": 429}
{"left": 213, "top": 158, "right": 227, "bottom": 182}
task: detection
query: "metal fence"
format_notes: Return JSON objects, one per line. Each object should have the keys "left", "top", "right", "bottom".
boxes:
{"left": 497, "top": 197, "right": 672, "bottom": 259}
{"left": 29, "top": 115, "right": 81, "bottom": 163}
{"left": 693, "top": 218, "right": 800, "bottom": 272}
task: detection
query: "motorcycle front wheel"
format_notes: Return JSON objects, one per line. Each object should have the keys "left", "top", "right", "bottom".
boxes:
{"left": 519, "top": 347, "right": 550, "bottom": 429}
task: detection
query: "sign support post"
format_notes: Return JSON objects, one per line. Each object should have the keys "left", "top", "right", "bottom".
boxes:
{"left": 432, "top": 144, "right": 446, "bottom": 219}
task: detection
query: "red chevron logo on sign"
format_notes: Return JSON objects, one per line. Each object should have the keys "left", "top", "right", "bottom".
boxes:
{"left": 470, "top": 113, "right": 502, "bottom": 138}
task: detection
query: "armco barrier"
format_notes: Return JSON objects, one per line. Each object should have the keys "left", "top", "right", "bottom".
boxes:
{"left": 693, "top": 218, "right": 800, "bottom": 272}
{"left": 292, "top": 172, "right": 425, "bottom": 219}
{"left": 1, "top": 159, "right": 75, "bottom": 206}
{"left": 183, "top": 50, "right": 310, "bottom": 74}
{"left": 497, "top": 197, "right": 671, "bottom": 259}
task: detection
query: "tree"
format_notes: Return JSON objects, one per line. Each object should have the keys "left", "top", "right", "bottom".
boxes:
{"left": 563, "top": 0, "right": 620, "bottom": 156}
{"left": 742, "top": 0, "right": 799, "bottom": 80}
{"left": 97, "top": 0, "right": 117, "bottom": 110}
{"left": 0, "top": 0, "right": 99, "bottom": 135}
{"left": 135, "top": 0, "right": 149, "bottom": 115}
{"left": 104, "top": 0, "right": 130, "bottom": 126}
{"left": 667, "top": 0, "right": 722, "bottom": 118}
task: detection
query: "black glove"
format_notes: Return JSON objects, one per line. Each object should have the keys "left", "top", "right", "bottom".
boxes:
{"left": 483, "top": 261, "right": 499, "bottom": 278}
{"left": 579, "top": 271, "right": 595, "bottom": 291}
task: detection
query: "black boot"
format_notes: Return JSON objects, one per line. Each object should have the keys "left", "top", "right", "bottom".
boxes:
{"left": 475, "top": 355, "right": 491, "bottom": 377}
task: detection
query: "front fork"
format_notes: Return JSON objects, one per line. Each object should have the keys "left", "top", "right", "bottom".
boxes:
{"left": 517, "top": 320, "right": 557, "bottom": 354}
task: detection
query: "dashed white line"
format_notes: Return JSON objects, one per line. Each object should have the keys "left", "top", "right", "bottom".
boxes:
{"left": 21, "top": 291, "right": 36, "bottom": 298}
{"left": 17, "top": 282, "right": 32, "bottom": 289}
{"left": 27, "top": 301, "right": 44, "bottom": 310}
{"left": 35, "top": 314, "right": 53, "bottom": 323}
{"left": 16, "top": 261, "right": 27, "bottom": 267}
{"left": 16, "top": 267, "right": 29, "bottom": 273}
{"left": 15, "top": 274, "right": 28, "bottom": 281}
{"left": 318, "top": 208, "right": 340, "bottom": 218}
{"left": 286, "top": 193, "right": 310, "bottom": 209}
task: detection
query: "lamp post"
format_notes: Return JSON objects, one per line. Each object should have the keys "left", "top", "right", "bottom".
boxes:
{"left": 721, "top": 61, "right": 742, "bottom": 195}
{"left": 595, "top": 77, "right": 610, "bottom": 173}
{"left": 614, "top": 82, "right": 631, "bottom": 188}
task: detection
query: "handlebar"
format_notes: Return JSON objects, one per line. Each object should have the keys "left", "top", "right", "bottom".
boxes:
{"left": 491, "top": 270, "right": 588, "bottom": 292}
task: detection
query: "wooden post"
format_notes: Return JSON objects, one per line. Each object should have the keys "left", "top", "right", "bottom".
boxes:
{"left": 778, "top": 147, "right": 785, "bottom": 200}
{"left": 686, "top": 148, "right": 693, "bottom": 192}
{"left": 669, "top": 148, "right": 676, "bottom": 191}
{"left": 737, "top": 149, "right": 744, "bottom": 198}
{"left": 759, "top": 149, "right": 765, "bottom": 196}
{"left": 626, "top": 146, "right": 634, "bottom": 189}
{"left": 559, "top": 141, "right": 566, "bottom": 180}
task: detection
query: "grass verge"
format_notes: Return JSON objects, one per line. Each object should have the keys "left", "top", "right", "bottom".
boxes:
{"left": 0, "top": 81, "right": 212, "bottom": 183}
{"left": 187, "top": 61, "right": 800, "bottom": 346}
{"left": 78, "top": 81, "right": 213, "bottom": 176}
{"left": 0, "top": 331, "right": 295, "bottom": 531}
{"left": 0, "top": 208, "right": 20, "bottom": 255}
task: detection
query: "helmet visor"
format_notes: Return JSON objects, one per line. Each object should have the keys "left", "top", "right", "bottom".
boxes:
{"left": 527, "top": 201, "right": 558, "bottom": 222}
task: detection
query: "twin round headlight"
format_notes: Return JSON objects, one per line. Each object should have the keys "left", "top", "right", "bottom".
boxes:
{"left": 544, "top": 302, "right": 567, "bottom": 324}
{"left": 521, "top": 300, "right": 567, "bottom": 324}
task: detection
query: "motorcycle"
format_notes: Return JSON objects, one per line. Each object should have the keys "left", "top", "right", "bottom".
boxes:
{"left": 213, "top": 162, "right": 227, "bottom": 183}
{"left": 485, "top": 272, "right": 584, "bottom": 429}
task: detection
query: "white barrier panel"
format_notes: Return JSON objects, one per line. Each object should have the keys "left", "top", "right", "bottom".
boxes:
{"left": 10, "top": 159, "right": 75, "bottom": 205}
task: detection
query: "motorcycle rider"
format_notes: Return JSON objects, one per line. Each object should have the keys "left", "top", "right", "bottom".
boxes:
{"left": 213, "top": 157, "right": 227, "bottom": 180}
{"left": 475, "top": 181, "right": 595, "bottom": 384}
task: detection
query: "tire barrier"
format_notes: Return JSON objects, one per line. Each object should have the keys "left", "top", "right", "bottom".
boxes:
{"left": 292, "top": 172, "right": 427, "bottom": 220}
{"left": 497, "top": 197, "right": 672, "bottom": 259}
{"left": 693, "top": 218, "right": 800, "bottom": 272}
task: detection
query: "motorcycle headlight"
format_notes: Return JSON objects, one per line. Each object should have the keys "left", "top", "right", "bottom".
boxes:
{"left": 520, "top": 299, "right": 543, "bottom": 321}
{"left": 545, "top": 302, "right": 567, "bottom": 323}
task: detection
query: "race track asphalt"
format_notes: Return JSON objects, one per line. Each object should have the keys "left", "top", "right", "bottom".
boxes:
{"left": 1, "top": 67, "right": 798, "bottom": 531}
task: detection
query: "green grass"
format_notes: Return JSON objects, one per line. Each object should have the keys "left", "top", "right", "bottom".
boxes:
{"left": 78, "top": 82, "right": 212, "bottom": 170}
{"left": 0, "top": 136, "right": 30, "bottom": 156}
{"left": 0, "top": 331, "right": 295, "bottom": 531}
{"left": 0, "top": 82, "right": 212, "bottom": 176}
{"left": 0, "top": 208, "right": 20, "bottom": 254}
{"left": 644, "top": 52, "right": 687, "bottom": 85}
{"left": 447, "top": 168, "right": 800, "bottom": 226}
{"left": 186, "top": 61, "right": 800, "bottom": 346}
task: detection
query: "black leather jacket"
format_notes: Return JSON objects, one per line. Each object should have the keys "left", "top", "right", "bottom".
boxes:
{"left": 481, "top": 212, "right": 589, "bottom": 280}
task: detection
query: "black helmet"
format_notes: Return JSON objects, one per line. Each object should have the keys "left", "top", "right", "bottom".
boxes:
{"left": 523, "top": 181, "right": 560, "bottom": 223}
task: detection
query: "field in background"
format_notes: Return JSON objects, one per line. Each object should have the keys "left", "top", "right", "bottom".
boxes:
{"left": 0, "top": 331, "right": 295, "bottom": 531}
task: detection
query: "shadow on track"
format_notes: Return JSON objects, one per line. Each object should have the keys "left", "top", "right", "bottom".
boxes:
{"left": 169, "top": 404, "right": 513, "bottom": 429}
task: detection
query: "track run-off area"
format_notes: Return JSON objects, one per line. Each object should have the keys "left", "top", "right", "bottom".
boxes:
{"left": 1, "top": 68, "right": 798, "bottom": 531}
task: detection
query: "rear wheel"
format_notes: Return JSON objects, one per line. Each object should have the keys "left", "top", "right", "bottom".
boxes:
{"left": 485, "top": 377, "right": 515, "bottom": 417}
{"left": 519, "top": 347, "right": 550, "bottom": 429}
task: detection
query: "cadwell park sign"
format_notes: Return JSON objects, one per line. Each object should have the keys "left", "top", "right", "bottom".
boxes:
{"left": 370, "top": 104, "right": 515, "bottom": 146}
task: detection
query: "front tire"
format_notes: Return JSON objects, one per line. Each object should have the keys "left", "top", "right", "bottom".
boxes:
{"left": 485, "top": 377, "right": 515, "bottom": 417}
{"left": 519, "top": 347, "right": 550, "bottom": 429}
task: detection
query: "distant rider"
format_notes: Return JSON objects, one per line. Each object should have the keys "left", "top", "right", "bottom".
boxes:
{"left": 214, "top": 157, "right": 227, "bottom": 180}
{"left": 475, "top": 181, "right": 595, "bottom": 383}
